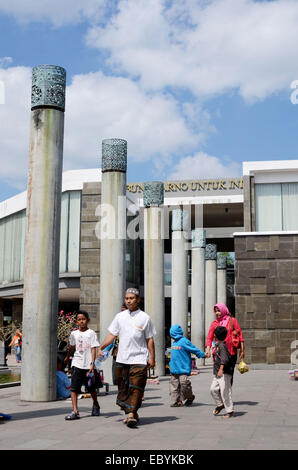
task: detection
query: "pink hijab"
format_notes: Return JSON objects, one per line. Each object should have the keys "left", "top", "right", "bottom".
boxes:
{"left": 214, "top": 303, "right": 231, "bottom": 328}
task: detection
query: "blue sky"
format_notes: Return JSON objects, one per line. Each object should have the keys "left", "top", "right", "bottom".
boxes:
{"left": 1, "top": 0, "right": 298, "bottom": 202}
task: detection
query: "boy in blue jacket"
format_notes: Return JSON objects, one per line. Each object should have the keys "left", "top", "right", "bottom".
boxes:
{"left": 169, "top": 324, "right": 205, "bottom": 407}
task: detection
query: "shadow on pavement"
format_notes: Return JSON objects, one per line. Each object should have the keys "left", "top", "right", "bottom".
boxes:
{"left": 143, "top": 396, "right": 162, "bottom": 400}
{"left": 137, "top": 416, "right": 179, "bottom": 426}
{"left": 141, "top": 402, "right": 163, "bottom": 408}
{"left": 234, "top": 401, "right": 259, "bottom": 406}
{"left": 4, "top": 406, "right": 122, "bottom": 421}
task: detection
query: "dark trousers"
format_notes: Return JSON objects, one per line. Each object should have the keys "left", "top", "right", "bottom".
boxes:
{"left": 115, "top": 363, "right": 147, "bottom": 414}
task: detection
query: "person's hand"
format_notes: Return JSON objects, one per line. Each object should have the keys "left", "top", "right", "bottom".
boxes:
{"left": 88, "top": 363, "right": 95, "bottom": 375}
{"left": 205, "top": 347, "right": 211, "bottom": 358}
{"left": 147, "top": 357, "right": 155, "bottom": 368}
{"left": 64, "top": 355, "right": 69, "bottom": 363}
{"left": 217, "top": 370, "right": 223, "bottom": 378}
{"left": 239, "top": 351, "right": 245, "bottom": 360}
{"left": 96, "top": 349, "right": 104, "bottom": 359}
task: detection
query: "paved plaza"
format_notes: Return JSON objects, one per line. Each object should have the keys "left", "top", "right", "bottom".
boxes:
{"left": 0, "top": 361, "right": 297, "bottom": 451}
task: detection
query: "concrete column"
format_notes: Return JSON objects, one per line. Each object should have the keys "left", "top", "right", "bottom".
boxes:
{"left": 99, "top": 139, "right": 127, "bottom": 384}
{"left": 21, "top": 65, "right": 66, "bottom": 401}
{"left": 143, "top": 182, "right": 165, "bottom": 377}
{"left": 171, "top": 209, "right": 189, "bottom": 335}
{"left": 217, "top": 253, "right": 227, "bottom": 305}
{"left": 205, "top": 244, "right": 217, "bottom": 363}
{"left": 191, "top": 229, "right": 206, "bottom": 364}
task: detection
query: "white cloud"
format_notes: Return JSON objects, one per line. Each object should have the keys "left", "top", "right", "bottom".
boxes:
{"left": 168, "top": 152, "right": 241, "bottom": 180}
{"left": 86, "top": 0, "right": 298, "bottom": 100}
{"left": 0, "top": 0, "right": 107, "bottom": 26}
{"left": 0, "top": 66, "right": 205, "bottom": 190}
{"left": 64, "top": 71, "right": 203, "bottom": 169}
{"left": 0, "top": 66, "right": 31, "bottom": 188}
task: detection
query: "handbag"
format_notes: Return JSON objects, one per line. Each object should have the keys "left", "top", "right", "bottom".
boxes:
{"left": 229, "top": 317, "right": 241, "bottom": 349}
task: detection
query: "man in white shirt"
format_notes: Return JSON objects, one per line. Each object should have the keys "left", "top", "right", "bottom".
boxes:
{"left": 97, "top": 288, "right": 156, "bottom": 428}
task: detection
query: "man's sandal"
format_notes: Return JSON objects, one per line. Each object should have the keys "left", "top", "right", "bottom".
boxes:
{"left": 65, "top": 411, "right": 80, "bottom": 420}
{"left": 213, "top": 404, "right": 225, "bottom": 415}
{"left": 126, "top": 413, "right": 139, "bottom": 428}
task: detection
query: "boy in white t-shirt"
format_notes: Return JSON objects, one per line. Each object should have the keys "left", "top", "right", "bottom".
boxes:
{"left": 97, "top": 288, "right": 156, "bottom": 428}
{"left": 64, "top": 310, "right": 100, "bottom": 420}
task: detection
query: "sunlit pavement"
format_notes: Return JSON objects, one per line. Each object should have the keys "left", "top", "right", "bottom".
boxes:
{"left": 0, "top": 365, "right": 297, "bottom": 450}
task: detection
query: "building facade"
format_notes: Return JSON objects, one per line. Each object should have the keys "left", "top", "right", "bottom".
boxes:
{"left": 1, "top": 160, "right": 298, "bottom": 364}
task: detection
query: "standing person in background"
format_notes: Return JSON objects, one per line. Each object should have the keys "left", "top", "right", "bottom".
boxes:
{"left": 206, "top": 303, "right": 245, "bottom": 384}
{"left": 97, "top": 288, "right": 156, "bottom": 428}
{"left": 9, "top": 329, "right": 22, "bottom": 363}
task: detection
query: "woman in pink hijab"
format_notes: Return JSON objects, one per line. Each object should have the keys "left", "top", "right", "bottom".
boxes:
{"left": 206, "top": 303, "right": 245, "bottom": 381}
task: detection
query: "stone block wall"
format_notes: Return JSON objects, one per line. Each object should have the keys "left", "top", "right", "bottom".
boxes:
{"left": 235, "top": 234, "right": 298, "bottom": 363}
{"left": 79, "top": 182, "right": 101, "bottom": 332}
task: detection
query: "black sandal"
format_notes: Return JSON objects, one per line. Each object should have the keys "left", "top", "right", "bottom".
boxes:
{"left": 65, "top": 411, "right": 80, "bottom": 420}
{"left": 213, "top": 404, "right": 225, "bottom": 415}
{"left": 126, "top": 413, "right": 139, "bottom": 428}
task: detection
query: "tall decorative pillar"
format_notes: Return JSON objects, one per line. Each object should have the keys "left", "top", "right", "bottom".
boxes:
{"left": 205, "top": 244, "right": 217, "bottom": 363}
{"left": 143, "top": 182, "right": 165, "bottom": 376}
{"left": 99, "top": 138, "right": 127, "bottom": 384}
{"left": 21, "top": 65, "right": 66, "bottom": 401}
{"left": 191, "top": 228, "right": 206, "bottom": 364}
{"left": 217, "top": 253, "right": 227, "bottom": 305}
{"left": 171, "top": 209, "right": 189, "bottom": 335}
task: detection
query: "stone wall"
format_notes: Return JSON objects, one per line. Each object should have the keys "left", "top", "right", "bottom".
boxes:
{"left": 235, "top": 233, "right": 298, "bottom": 363}
{"left": 79, "top": 182, "right": 101, "bottom": 332}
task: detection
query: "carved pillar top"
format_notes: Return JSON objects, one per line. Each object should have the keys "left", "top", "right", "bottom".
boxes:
{"left": 217, "top": 253, "right": 227, "bottom": 269}
{"left": 172, "top": 209, "right": 190, "bottom": 231}
{"left": 143, "top": 181, "right": 164, "bottom": 207}
{"left": 205, "top": 243, "right": 217, "bottom": 260}
{"left": 102, "top": 138, "right": 127, "bottom": 173}
{"left": 31, "top": 65, "right": 66, "bottom": 111}
{"left": 192, "top": 228, "right": 206, "bottom": 248}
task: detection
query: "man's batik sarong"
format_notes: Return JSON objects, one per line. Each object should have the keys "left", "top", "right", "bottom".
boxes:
{"left": 115, "top": 363, "right": 147, "bottom": 414}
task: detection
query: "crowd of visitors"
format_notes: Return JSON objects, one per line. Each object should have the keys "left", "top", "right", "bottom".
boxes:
{"left": 61, "top": 289, "right": 244, "bottom": 427}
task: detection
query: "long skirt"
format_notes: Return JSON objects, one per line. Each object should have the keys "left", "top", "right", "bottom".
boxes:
{"left": 115, "top": 363, "right": 147, "bottom": 414}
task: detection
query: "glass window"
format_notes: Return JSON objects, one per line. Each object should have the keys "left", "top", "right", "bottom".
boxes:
{"left": 0, "top": 190, "right": 81, "bottom": 283}
{"left": 281, "top": 183, "right": 298, "bottom": 230}
{"left": 255, "top": 183, "right": 282, "bottom": 231}
{"left": 255, "top": 182, "right": 298, "bottom": 231}
{"left": 0, "top": 209, "right": 26, "bottom": 284}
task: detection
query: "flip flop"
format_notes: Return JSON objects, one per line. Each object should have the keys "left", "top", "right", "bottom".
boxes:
{"left": 222, "top": 412, "right": 234, "bottom": 419}
{"left": 170, "top": 401, "right": 183, "bottom": 407}
{"left": 126, "top": 413, "right": 139, "bottom": 427}
{"left": 126, "top": 417, "right": 138, "bottom": 428}
{"left": 213, "top": 404, "right": 225, "bottom": 415}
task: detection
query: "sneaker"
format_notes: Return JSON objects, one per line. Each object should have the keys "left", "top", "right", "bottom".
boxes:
{"left": 65, "top": 411, "right": 80, "bottom": 420}
{"left": 91, "top": 404, "right": 100, "bottom": 416}
{"left": 184, "top": 395, "right": 195, "bottom": 406}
